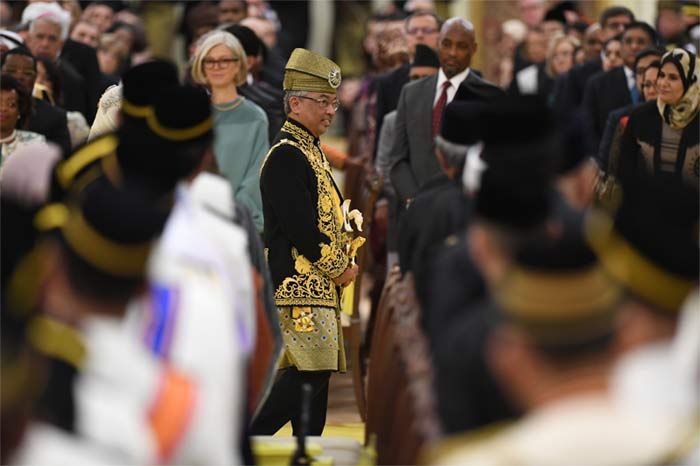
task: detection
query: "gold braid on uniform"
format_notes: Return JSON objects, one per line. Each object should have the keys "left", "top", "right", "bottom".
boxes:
{"left": 266, "top": 121, "right": 350, "bottom": 308}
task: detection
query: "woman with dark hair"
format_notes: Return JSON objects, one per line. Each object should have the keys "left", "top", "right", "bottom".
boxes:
{"left": 33, "top": 57, "right": 61, "bottom": 105}
{"left": 619, "top": 48, "right": 699, "bottom": 188}
{"left": 0, "top": 76, "right": 46, "bottom": 167}
{"left": 1, "top": 47, "right": 71, "bottom": 155}
{"left": 34, "top": 55, "right": 89, "bottom": 147}
{"left": 34, "top": 56, "right": 63, "bottom": 105}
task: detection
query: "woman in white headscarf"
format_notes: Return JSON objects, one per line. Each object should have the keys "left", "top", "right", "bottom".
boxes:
{"left": 619, "top": 48, "right": 699, "bottom": 187}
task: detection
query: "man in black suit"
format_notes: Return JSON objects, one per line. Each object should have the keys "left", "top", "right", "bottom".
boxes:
{"left": 23, "top": 4, "right": 90, "bottom": 122}
{"left": 596, "top": 47, "right": 663, "bottom": 172}
{"left": 374, "top": 10, "right": 441, "bottom": 158}
{"left": 1, "top": 47, "right": 71, "bottom": 156}
{"left": 552, "top": 6, "right": 634, "bottom": 116}
{"left": 582, "top": 21, "right": 657, "bottom": 150}
{"left": 389, "top": 17, "right": 500, "bottom": 207}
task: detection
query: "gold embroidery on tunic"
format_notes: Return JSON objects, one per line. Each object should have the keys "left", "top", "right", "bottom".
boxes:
{"left": 274, "top": 272, "right": 338, "bottom": 307}
{"left": 263, "top": 121, "right": 349, "bottom": 308}
{"left": 292, "top": 307, "right": 316, "bottom": 332}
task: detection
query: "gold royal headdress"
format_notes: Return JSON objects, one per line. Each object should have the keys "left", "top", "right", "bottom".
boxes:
{"left": 284, "top": 48, "right": 342, "bottom": 94}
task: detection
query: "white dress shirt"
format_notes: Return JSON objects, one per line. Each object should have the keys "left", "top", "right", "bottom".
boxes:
{"left": 433, "top": 67, "right": 471, "bottom": 107}
{"left": 623, "top": 66, "right": 635, "bottom": 91}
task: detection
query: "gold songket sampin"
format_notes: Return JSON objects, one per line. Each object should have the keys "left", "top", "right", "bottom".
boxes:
{"left": 292, "top": 307, "right": 315, "bottom": 332}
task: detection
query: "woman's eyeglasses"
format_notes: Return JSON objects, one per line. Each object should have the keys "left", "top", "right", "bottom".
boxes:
{"left": 203, "top": 57, "right": 239, "bottom": 69}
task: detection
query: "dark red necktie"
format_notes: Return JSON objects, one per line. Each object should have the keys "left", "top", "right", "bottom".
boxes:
{"left": 432, "top": 81, "right": 451, "bottom": 138}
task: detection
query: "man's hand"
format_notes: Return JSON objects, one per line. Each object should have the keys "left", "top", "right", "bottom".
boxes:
{"left": 333, "top": 264, "right": 359, "bottom": 287}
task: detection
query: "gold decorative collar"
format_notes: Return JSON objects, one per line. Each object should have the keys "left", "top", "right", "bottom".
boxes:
{"left": 282, "top": 119, "right": 318, "bottom": 146}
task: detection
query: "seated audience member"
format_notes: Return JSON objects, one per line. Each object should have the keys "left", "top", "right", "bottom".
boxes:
{"left": 96, "top": 32, "right": 128, "bottom": 77}
{"left": 241, "top": 16, "right": 285, "bottom": 88}
{"left": 35, "top": 56, "right": 89, "bottom": 148}
{"left": 190, "top": 30, "right": 269, "bottom": 232}
{"left": 22, "top": 2, "right": 90, "bottom": 121}
{"left": 582, "top": 21, "right": 657, "bottom": 150}
{"left": 640, "top": 59, "right": 661, "bottom": 100}
{"left": 581, "top": 23, "right": 604, "bottom": 61}
{"left": 185, "top": 1, "right": 219, "bottom": 58}
{"left": 81, "top": 0, "right": 115, "bottom": 33}
{"left": 618, "top": 48, "right": 699, "bottom": 188}
{"left": 69, "top": 20, "right": 99, "bottom": 48}
{"left": 219, "top": 0, "right": 248, "bottom": 26}
{"left": 601, "top": 34, "right": 624, "bottom": 71}
{"left": 0, "top": 29, "right": 24, "bottom": 53}
{"left": 0, "top": 76, "right": 46, "bottom": 168}
{"left": 1, "top": 47, "right": 71, "bottom": 155}
{"left": 596, "top": 47, "right": 663, "bottom": 177}
{"left": 551, "top": 6, "right": 635, "bottom": 117}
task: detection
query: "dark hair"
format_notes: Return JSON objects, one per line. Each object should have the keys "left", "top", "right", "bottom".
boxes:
{"left": 34, "top": 55, "right": 62, "bottom": 104}
{"left": 225, "top": 24, "right": 262, "bottom": 57}
{"left": 0, "top": 46, "right": 36, "bottom": 70}
{"left": 644, "top": 59, "right": 662, "bottom": 72}
{"left": 405, "top": 10, "right": 442, "bottom": 31}
{"left": 633, "top": 46, "right": 664, "bottom": 71}
{"left": 623, "top": 21, "right": 658, "bottom": 45}
{"left": 59, "top": 239, "right": 144, "bottom": 309}
{"left": 533, "top": 330, "right": 616, "bottom": 365}
{"left": 0, "top": 75, "right": 31, "bottom": 129}
{"left": 172, "top": 135, "right": 213, "bottom": 180}
{"left": 599, "top": 6, "right": 635, "bottom": 27}
{"left": 219, "top": 0, "right": 247, "bottom": 14}
{"left": 107, "top": 21, "right": 147, "bottom": 53}
{"left": 372, "top": 11, "right": 408, "bottom": 23}
{"left": 567, "top": 21, "right": 589, "bottom": 36}
{"left": 603, "top": 33, "right": 623, "bottom": 49}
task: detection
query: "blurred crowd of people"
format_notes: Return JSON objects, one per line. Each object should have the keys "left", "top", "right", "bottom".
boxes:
{"left": 1, "top": 0, "right": 699, "bottom": 465}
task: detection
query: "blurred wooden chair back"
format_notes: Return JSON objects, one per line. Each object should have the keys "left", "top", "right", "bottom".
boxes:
{"left": 365, "top": 271, "right": 442, "bottom": 464}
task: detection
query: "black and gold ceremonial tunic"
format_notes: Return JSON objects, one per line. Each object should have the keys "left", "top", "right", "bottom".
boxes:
{"left": 260, "top": 119, "right": 350, "bottom": 371}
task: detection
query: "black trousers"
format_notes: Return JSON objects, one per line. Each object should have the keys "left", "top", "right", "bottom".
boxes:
{"left": 250, "top": 367, "right": 331, "bottom": 436}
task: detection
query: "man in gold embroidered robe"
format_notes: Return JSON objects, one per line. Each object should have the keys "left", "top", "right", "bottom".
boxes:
{"left": 251, "top": 48, "right": 359, "bottom": 435}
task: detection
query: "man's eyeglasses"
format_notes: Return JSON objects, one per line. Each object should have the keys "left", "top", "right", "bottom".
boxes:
{"left": 297, "top": 95, "right": 340, "bottom": 111}
{"left": 407, "top": 27, "right": 438, "bottom": 36}
{"left": 203, "top": 57, "right": 239, "bottom": 69}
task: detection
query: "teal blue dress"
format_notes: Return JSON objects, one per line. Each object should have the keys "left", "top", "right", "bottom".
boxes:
{"left": 213, "top": 97, "right": 269, "bottom": 232}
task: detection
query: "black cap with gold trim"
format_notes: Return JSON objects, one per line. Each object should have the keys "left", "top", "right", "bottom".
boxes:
{"left": 2, "top": 195, "right": 52, "bottom": 409}
{"left": 121, "top": 60, "right": 179, "bottom": 120}
{"left": 494, "top": 208, "right": 622, "bottom": 349}
{"left": 40, "top": 177, "right": 169, "bottom": 282}
{"left": 284, "top": 48, "right": 341, "bottom": 94}
{"left": 586, "top": 173, "right": 699, "bottom": 314}
{"left": 49, "top": 134, "right": 120, "bottom": 202}
{"left": 116, "top": 85, "right": 213, "bottom": 193}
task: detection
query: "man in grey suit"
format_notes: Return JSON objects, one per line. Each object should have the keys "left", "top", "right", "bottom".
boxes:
{"left": 389, "top": 17, "right": 490, "bottom": 207}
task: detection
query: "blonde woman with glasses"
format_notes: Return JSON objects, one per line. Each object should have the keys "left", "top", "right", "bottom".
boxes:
{"left": 192, "top": 30, "right": 269, "bottom": 232}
